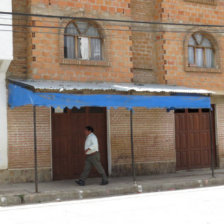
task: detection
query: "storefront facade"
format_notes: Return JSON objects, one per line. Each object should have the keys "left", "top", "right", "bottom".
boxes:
{"left": 2, "top": 0, "right": 224, "bottom": 183}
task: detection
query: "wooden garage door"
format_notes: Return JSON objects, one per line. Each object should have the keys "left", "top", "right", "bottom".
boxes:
{"left": 52, "top": 107, "right": 108, "bottom": 180}
{"left": 175, "top": 108, "right": 216, "bottom": 170}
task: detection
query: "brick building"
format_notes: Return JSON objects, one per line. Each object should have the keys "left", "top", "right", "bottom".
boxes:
{"left": 2, "top": 0, "right": 224, "bottom": 183}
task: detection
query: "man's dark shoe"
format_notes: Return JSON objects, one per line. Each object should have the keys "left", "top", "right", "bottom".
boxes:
{"left": 75, "top": 179, "right": 85, "bottom": 186}
{"left": 100, "top": 180, "right": 109, "bottom": 185}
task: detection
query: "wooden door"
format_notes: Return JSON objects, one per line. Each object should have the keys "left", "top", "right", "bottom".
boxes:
{"left": 52, "top": 107, "right": 108, "bottom": 180}
{"left": 175, "top": 108, "right": 216, "bottom": 170}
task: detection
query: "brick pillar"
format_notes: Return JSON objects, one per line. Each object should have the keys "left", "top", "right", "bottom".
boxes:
{"left": 215, "top": 104, "right": 224, "bottom": 168}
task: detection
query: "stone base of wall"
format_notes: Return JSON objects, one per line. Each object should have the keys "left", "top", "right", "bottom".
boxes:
{"left": 0, "top": 168, "right": 52, "bottom": 184}
{"left": 111, "top": 161, "right": 176, "bottom": 177}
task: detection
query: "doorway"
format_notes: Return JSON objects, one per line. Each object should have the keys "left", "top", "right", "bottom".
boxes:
{"left": 175, "top": 108, "right": 216, "bottom": 170}
{"left": 52, "top": 107, "right": 108, "bottom": 180}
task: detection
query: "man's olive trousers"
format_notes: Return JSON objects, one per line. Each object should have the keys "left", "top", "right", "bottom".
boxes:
{"left": 80, "top": 152, "right": 108, "bottom": 182}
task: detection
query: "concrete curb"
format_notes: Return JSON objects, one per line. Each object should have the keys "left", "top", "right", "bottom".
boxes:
{"left": 1, "top": 176, "right": 224, "bottom": 206}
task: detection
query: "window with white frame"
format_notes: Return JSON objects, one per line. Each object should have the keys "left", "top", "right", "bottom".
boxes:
{"left": 64, "top": 21, "right": 102, "bottom": 61}
{"left": 188, "top": 33, "right": 215, "bottom": 68}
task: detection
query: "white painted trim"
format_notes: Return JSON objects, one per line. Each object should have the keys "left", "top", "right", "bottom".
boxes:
{"left": 0, "top": 0, "right": 13, "bottom": 170}
{"left": 0, "top": 61, "right": 11, "bottom": 170}
{"left": 0, "top": 0, "right": 13, "bottom": 62}
{"left": 106, "top": 109, "right": 112, "bottom": 176}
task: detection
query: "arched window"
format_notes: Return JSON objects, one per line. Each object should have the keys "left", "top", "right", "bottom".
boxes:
{"left": 188, "top": 33, "right": 215, "bottom": 68}
{"left": 64, "top": 21, "right": 102, "bottom": 60}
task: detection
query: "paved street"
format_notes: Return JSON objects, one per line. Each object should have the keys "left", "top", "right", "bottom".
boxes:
{"left": 1, "top": 186, "right": 224, "bottom": 224}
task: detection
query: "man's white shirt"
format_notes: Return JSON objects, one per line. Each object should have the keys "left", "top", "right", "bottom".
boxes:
{"left": 84, "top": 133, "right": 99, "bottom": 155}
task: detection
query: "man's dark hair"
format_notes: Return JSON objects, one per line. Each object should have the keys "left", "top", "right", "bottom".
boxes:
{"left": 85, "top": 126, "right": 94, "bottom": 132}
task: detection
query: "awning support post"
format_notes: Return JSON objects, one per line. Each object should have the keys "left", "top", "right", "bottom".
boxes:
{"left": 33, "top": 106, "right": 39, "bottom": 193}
{"left": 130, "top": 109, "right": 136, "bottom": 184}
{"left": 209, "top": 108, "right": 215, "bottom": 178}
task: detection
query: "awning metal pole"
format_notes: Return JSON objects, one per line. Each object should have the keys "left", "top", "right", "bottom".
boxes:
{"left": 33, "top": 106, "right": 39, "bottom": 193}
{"left": 209, "top": 108, "right": 215, "bottom": 178}
{"left": 130, "top": 109, "right": 136, "bottom": 184}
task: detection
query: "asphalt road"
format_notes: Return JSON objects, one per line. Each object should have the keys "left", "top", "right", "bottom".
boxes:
{"left": 1, "top": 186, "right": 224, "bottom": 224}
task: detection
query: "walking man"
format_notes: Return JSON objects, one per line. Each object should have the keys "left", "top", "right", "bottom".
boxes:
{"left": 75, "top": 126, "right": 108, "bottom": 186}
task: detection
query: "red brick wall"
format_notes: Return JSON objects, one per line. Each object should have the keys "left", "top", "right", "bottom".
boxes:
{"left": 130, "top": 0, "right": 158, "bottom": 83}
{"left": 161, "top": 0, "right": 221, "bottom": 24}
{"left": 7, "top": 106, "right": 51, "bottom": 169}
{"left": 110, "top": 108, "right": 176, "bottom": 175}
{"left": 131, "top": 0, "right": 154, "bottom": 70}
{"left": 157, "top": 0, "right": 224, "bottom": 90}
{"left": 130, "top": 0, "right": 224, "bottom": 88}
{"left": 8, "top": 0, "right": 28, "bottom": 78}
{"left": 10, "top": 0, "right": 224, "bottom": 89}
{"left": 23, "top": 0, "right": 133, "bottom": 82}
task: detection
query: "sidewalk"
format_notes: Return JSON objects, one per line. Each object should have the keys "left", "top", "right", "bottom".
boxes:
{"left": 0, "top": 168, "right": 224, "bottom": 206}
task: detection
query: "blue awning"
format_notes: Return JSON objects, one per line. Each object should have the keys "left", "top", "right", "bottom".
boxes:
{"left": 8, "top": 83, "right": 211, "bottom": 109}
